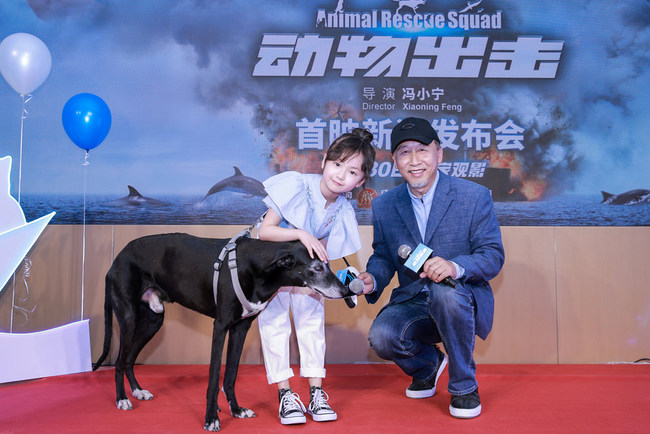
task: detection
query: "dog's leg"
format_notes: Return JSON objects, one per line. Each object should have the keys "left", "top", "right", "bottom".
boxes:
{"left": 109, "top": 277, "right": 139, "bottom": 411}
{"left": 204, "top": 321, "right": 229, "bottom": 432}
{"left": 125, "top": 306, "right": 164, "bottom": 402}
{"left": 114, "top": 327, "right": 134, "bottom": 410}
{"left": 222, "top": 317, "right": 256, "bottom": 419}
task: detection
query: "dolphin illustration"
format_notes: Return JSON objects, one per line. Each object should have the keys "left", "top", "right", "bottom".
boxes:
{"left": 600, "top": 189, "right": 650, "bottom": 205}
{"left": 104, "top": 185, "right": 167, "bottom": 207}
{"left": 201, "top": 166, "right": 266, "bottom": 202}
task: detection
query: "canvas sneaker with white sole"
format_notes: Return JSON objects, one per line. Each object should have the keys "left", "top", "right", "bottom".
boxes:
{"left": 449, "top": 389, "right": 482, "bottom": 419}
{"left": 278, "top": 388, "right": 306, "bottom": 425}
{"left": 406, "top": 352, "right": 448, "bottom": 399}
{"left": 308, "top": 386, "right": 337, "bottom": 422}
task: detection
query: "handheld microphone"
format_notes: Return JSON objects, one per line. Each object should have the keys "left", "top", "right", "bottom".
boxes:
{"left": 398, "top": 244, "right": 458, "bottom": 288}
{"left": 336, "top": 266, "right": 363, "bottom": 308}
{"left": 348, "top": 278, "right": 365, "bottom": 294}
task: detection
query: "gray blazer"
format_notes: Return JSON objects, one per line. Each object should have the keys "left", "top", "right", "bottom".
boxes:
{"left": 365, "top": 171, "right": 505, "bottom": 339}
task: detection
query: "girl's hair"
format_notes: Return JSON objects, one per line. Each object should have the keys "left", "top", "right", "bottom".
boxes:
{"left": 325, "top": 128, "right": 376, "bottom": 181}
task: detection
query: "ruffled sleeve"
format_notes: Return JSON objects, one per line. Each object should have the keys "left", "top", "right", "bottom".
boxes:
{"left": 325, "top": 199, "right": 362, "bottom": 260}
{"left": 262, "top": 171, "right": 310, "bottom": 230}
{"left": 262, "top": 171, "right": 361, "bottom": 261}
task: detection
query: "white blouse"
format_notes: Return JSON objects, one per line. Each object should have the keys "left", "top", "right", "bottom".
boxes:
{"left": 262, "top": 171, "right": 361, "bottom": 260}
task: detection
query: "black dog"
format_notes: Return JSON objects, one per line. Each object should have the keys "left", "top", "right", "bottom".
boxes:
{"left": 93, "top": 232, "right": 352, "bottom": 431}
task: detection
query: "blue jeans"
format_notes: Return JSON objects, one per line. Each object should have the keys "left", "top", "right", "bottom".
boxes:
{"left": 368, "top": 283, "right": 478, "bottom": 395}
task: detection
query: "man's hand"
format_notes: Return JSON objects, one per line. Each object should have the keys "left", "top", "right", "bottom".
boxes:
{"left": 357, "top": 272, "right": 376, "bottom": 295}
{"left": 420, "top": 256, "right": 455, "bottom": 283}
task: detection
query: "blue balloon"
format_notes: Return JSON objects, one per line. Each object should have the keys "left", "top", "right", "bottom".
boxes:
{"left": 62, "top": 93, "right": 112, "bottom": 151}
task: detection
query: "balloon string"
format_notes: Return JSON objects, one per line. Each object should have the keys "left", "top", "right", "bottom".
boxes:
{"left": 81, "top": 151, "right": 89, "bottom": 320}
{"left": 9, "top": 94, "right": 36, "bottom": 333}
{"left": 10, "top": 94, "right": 33, "bottom": 333}
{"left": 19, "top": 258, "right": 32, "bottom": 302}
{"left": 17, "top": 94, "right": 31, "bottom": 203}
{"left": 10, "top": 274, "right": 16, "bottom": 333}
{"left": 13, "top": 304, "right": 37, "bottom": 327}
{"left": 11, "top": 259, "right": 37, "bottom": 327}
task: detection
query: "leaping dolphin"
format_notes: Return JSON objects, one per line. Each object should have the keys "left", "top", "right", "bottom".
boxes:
{"left": 201, "top": 166, "right": 266, "bottom": 202}
{"left": 600, "top": 189, "right": 650, "bottom": 205}
{"left": 104, "top": 185, "right": 167, "bottom": 207}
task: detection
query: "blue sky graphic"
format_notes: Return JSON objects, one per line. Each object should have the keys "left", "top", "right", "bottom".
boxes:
{"left": 0, "top": 0, "right": 648, "bottom": 200}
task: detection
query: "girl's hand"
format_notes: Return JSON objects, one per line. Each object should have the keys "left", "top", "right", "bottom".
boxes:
{"left": 298, "top": 231, "right": 329, "bottom": 263}
{"left": 258, "top": 209, "right": 329, "bottom": 262}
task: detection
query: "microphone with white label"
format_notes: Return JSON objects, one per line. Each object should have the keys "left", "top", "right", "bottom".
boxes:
{"left": 398, "top": 244, "right": 458, "bottom": 288}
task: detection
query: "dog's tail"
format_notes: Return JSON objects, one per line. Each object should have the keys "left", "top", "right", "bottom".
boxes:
{"left": 92, "top": 277, "right": 114, "bottom": 371}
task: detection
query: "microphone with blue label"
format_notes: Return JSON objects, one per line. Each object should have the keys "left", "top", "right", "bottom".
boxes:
{"left": 336, "top": 260, "right": 364, "bottom": 308}
{"left": 398, "top": 244, "right": 458, "bottom": 288}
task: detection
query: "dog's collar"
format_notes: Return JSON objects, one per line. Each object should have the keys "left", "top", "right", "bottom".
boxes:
{"left": 213, "top": 229, "right": 269, "bottom": 319}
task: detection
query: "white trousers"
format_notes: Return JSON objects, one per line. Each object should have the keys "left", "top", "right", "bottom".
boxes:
{"left": 257, "top": 287, "right": 326, "bottom": 384}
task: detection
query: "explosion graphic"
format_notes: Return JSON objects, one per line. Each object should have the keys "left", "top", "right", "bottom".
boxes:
{"left": 264, "top": 101, "right": 365, "bottom": 175}
{"left": 460, "top": 90, "right": 582, "bottom": 201}
{"left": 263, "top": 94, "right": 581, "bottom": 203}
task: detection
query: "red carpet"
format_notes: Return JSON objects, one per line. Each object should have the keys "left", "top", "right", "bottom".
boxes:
{"left": 1, "top": 364, "right": 648, "bottom": 433}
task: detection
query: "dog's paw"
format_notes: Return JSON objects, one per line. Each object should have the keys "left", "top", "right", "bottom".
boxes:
{"left": 116, "top": 399, "right": 133, "bottom": 410}
{"left": 230, "top": 406, "right": 256, "bottom": 419}
{"left": 203, "top": 419, "right": 221, "bottom": 431}
{"left": 132, "top": 388, "right": 154, "bottom": 400}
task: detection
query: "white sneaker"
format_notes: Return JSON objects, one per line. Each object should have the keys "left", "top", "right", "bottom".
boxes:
{"left": 278, "top": 388, "right": 306, "bottom": 425}
{"left": 308, "top": 386, "right": 337, "bottom": 422}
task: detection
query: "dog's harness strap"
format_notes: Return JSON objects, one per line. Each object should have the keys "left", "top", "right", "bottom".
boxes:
{"left": 227, "top": 248, "right": 269, "bottom": 318}
{"left": 213, "top": 228, "right": 268, "bottom": 319}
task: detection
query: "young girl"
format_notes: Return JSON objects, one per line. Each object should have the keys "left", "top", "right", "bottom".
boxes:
{"left": 257, "top": 128, "right": 375, "bottom": 425}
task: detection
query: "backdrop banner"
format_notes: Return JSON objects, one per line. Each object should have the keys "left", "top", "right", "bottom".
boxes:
{"left": 0, "top": 1, "right": 648, "bottom": 226}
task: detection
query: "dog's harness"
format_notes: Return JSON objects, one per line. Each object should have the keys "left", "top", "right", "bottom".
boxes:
{"left": 213, "top": 217, "right": 267, "bottom": 319}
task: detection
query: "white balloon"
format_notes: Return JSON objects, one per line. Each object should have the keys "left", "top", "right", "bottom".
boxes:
{"left": 0, "top": 33, "right": 52, "bottom": 95}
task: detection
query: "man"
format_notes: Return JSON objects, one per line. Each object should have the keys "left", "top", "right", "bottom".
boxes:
{"left": 358, "top": 117, "right": 504, "bottom": 419}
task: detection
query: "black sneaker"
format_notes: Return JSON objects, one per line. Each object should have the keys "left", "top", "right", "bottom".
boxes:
{"left": 449, "top": 389, "right": 482, "bottom": 419}
{"left": 278, "top": 388, "right": 306, "bottom": 425}
{"left": 406, "top": 353, "right": 448, "bottom": 399}
{"left": 308, "top": 386, "right": 337, "bottom": 422}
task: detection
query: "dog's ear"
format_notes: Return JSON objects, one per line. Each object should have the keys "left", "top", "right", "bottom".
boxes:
{"left": 275, "top": 253, "right": 296, "bottom": 269}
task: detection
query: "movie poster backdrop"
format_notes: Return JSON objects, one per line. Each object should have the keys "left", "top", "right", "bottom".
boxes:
{"left": 0, "top": 0, "right": 648, "bottom": 226}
